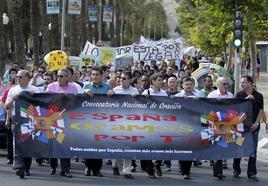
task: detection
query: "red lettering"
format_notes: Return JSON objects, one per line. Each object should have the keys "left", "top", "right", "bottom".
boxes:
{"left": 110, "top": 114, "right": 123, "bottom": 122}
{"left": 126, "top": 114, "right": 141, "bottom": 120}
{"left": 94, "top": 134, "right": 109, "bottom": 141}
{"left": 143, "top": 114, "right": 160, "bottom": 121}
{"left": 131, "top": 136, "right": 144, "bottom": 143}
{"left": 163, "top": 115, "right": 176, "bottom": 121}
{"left": 111, "top": 136, "right": 130, "bottom": 141}
{"left": 160, "top": 135, "right": 186, "bottom": 142}
{"left": 69, "top": 112, "right": 87, "bottom": 120}
{"left": 92, "top": 113, "right": 108, "bottom": 120}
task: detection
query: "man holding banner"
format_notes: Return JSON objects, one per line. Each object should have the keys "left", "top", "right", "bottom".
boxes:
{"left": 110, "top": 71, "right": 139, "bottom": 179}
{"left": 233, "top": 75, "right": 263, "bottom": 182}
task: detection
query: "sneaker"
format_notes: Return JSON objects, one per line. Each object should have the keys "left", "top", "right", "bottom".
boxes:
{"left": 49, "top": 168, "right": 56, "bottom": 175}
{"left": 6, "top": 159, "right": 13, "bottom": 165}
{"left": 217, "top": 174, "right": 225, "bottom": 180}
{"left": 233, "top": 172, "right": 240, "bottom": 179}
{"left": 113, "top": 167, "right": 120, "bottom": 176}
{"left": 124, "top": 174, "right": 134, "bottom": 179}
{"left": 16, "top": 169, "right": 25, "bottom": 179}
{"left": 60, "top": 172, "right": 73, "bottom": 178}
{"left": 148, "top": 174, "right": 157, "bottom": 179}
{"left": 248, "top": 175, "right": 259, "bottom": 182}
{"left": 84, "top": 168, "right": 90, "bottom": 176}
{"left": 183, "top": 174, "right": 191, "bottom": 180}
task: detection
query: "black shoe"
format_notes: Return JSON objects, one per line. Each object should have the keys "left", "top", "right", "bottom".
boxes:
{"left": 156, "top": 168, "right": 162, "bottom": 177}
{"left": 193, "top": 161, "right": 202, "bottom": 166}
{"left": 131, "top": 166, "right": 136, "bottom": 172}
{"left": 223, "top": 161, "right": 228, "bottom": 169}
{"left": 6, "top": 159, "right": 13, "bottom": 165}
{"left": 49, "top": 169, "right": 56, "bottom": 175}
{"left": 105, "top": 160, "right": 112, "bottom": 165}
{"left": 113, "top": 167, "right": 120, "bottom": 176}
{"left": 217, "top": 174, "right": 225, "bottom": 180}
{"left": 93, "top": 171, "right": 103, "bottom": 177}
{"left": 84, "top": 168, "right": 91, "bottom": 176}
{"left": 148, "top": 174, "right": 157, "bottom": 179}
{"left": 233, "top": 172, "right": 240, "bottom": 179}
{"left": 60, "top": 172, "right": 72, "bottom": 178}
{"left": 124, "top": 174, "right": 134, "bottom": 179}
{"left": 248, "top": 175, "right": 259, "bottom": 182}
{"left": 16, "top": 169, "right": 25, "bottom": 179}
{"left": 25, "top": 170, "right": 31, "bottom": 176}
{"left": 183, "top": 174, "right": 191, "bottom": 180}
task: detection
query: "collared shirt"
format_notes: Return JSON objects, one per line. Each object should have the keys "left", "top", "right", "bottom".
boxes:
{"left": 175, "top": 89, "right": 203, "bottom": 98}
{"left": 236, "top": 90, "right": 263, "bottom": 131}
{"left": 207, "top": 89, "right": 233, "bottom": 99}
{"left": 200, "top": 88, "right": 213, "bottom": 98}
{"left": 46, "top": 82, "right": 78, "bottom": 94}
{"left": 142, "top": 88, "right": 168, "bottom": 97}
{"left": 83, "top": 81, "right": 112, "bottom": 94}
{"left": 113, "top": 85, "right": 139, "bottom": 95}
{"left": 6, "top": 84, "right": 39, "bottom": 115}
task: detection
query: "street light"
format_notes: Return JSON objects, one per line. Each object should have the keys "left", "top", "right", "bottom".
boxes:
{"left": 2, "top": 13, "right": 9, "bottom": 25}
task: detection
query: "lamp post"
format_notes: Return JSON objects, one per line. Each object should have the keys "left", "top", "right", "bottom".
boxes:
{"left": 3, "top": 13, "right": 9, "bottom": 58}
{"left": 97, "top": 0, "right": 102, "bottom": 43}
{"left": 61, "top": 0, "right": 66, "bottom": 50}
{"left": 38, "top": 31, "right": 42, "bottom": 56}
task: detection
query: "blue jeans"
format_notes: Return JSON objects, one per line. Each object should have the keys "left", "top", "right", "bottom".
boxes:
{"left": 233, "top": 131, "right": 258, "bottom": 177}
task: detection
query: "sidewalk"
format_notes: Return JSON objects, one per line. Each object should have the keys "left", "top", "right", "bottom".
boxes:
{"left": 256, "top": 72, "right": 268, "bottom": 162}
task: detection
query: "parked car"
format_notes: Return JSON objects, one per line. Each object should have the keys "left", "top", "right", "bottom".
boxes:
{"left": 0, "top": 104, "right": 6, "bottom": 149}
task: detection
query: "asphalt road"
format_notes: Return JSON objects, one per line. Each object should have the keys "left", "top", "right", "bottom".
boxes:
{"left": 1, "top": 150, "right": 268, "bottom": 186}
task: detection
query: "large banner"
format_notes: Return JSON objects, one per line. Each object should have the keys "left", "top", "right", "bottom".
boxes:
{"left": 15, "top": 93, "right": 254, "bottom": 160}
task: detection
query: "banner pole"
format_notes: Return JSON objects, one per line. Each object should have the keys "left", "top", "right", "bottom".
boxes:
{"left": 61, "top": 0, "right": 66, "bottom": 50}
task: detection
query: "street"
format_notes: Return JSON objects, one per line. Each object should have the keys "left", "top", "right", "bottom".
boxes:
{"left": 1, "top": 150, "right": 268, "bottom": 186}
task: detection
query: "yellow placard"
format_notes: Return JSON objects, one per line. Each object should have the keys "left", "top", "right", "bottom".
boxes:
{"left": 99, "top": 47, "right": 115, "bottom": 66}
{"left": 44, "top": 50, "right": 68, "bottom": 71}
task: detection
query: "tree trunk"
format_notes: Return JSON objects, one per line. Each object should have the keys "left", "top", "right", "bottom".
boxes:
{"left": 0, "top": 1, "right": 6, "bottom": 75}
{"left": 40, "top": 0, "right": 50, "bottom": 56}
{"left": 51, "top": 15, "right": 60, "bottom": 50}
{"left": 30, "top": 0, "right": 40, "bottom": 67}
{"left": 12, "top": 0, "right": 26, "bottom": 68}
{"left": 80, "top": 0, "right": 88, "bottom": 50}
{"left": 114, "top": 0, "right": 120, "bottom": 46}
{"left": 69, "top": 16, "right": 80, "bottom": 56}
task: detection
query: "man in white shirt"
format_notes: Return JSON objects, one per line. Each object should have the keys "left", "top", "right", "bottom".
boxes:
{"left": 5, "top": 70, "right": 39, "bottom": 179}
{"left": 207, "top": 77, "right": 233, "bottom": 180}
{"left": 110, "top": 71, "right": 138, "bottom": 179}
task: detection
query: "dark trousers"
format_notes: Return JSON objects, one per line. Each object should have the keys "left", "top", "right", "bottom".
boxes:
{"left": 180, "top": 161, "right": 192, "bottom": 175}
{"left": 140, "top": 160, "right": 162, "bottom": 175}
{"left": 50, "top": 158, "right": 70, "bottom": 173}
{"left": 233, "top": 131, "right": 258, "bottom": 177}
{"left": 164, "top": 160, "right": 171, "bottom": 168}
{"left": 6, "top": 128, "right": 13, "bottom": 161}
{"left": 213, "top": 160, "right": 223, "bottom": 176}
{"left": 15, "top": 157, "right": 32, "bottom": 171}
{"left": 85, "top": 159, "right": 102, "bottom": 173}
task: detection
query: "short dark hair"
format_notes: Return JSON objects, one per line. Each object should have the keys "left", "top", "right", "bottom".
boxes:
{"left": 122, "top": 71, "right": 132, "bottom": 80}
{"left": 92, "top": 67, "right": 103, "bottom": 75}
{"left": 203, "top": 75, "right": 212, "bottom": 81}
{"left": 150, "top": 73, "right": 163, "bottom": 84}
{"left": 241, "top": 75, "right": 253, "bottom": 85}
{"left": 182, "top": 77, "right": 194, "bottom": 84}
{"left": 43, "top": 72, "right": 54, "bottom": 79}
{"left": 9, "top": 68, "right": 18, "bottom": 75}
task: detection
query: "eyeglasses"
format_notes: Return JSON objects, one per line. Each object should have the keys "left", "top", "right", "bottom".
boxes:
{"left": 57, "top": 75, "right": 67, "bottom": 78}
{"left": 38, "top": 71, "right": 45, "bottom": 74}
{"left": 16, "top": 75, "right": 23, "bottom": 79}
{"left": 221, "top": 83, "right": 229, "bottom": 86}
{"left": 210, "top": 68, "right": 215, "bottom": 71}
{"left": 120, "top": 77, "right": 127, "bottom": 80}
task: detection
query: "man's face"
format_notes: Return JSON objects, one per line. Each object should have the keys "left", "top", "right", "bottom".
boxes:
{"left": 38, "top": 68, "right": 45, "bottom": 77}
{"left": 43, "top": 75, "right": 53, "bottom": 87}
{"left": 167, "top": 67, "right": 174, "bottom": 75}
{"left": 168, "top": 77, "right": 177, "bottom": 90}
{"left": 57, "top": 70, "right": 69, "bottom": 86}
{"left": 153, "top": 77, "right": 163, "bottom": 89}
{"left": 120, "top": 74, "right": 130, "bottom": 88}
{"left": 16, "top": 71, "right": 30, "bottom": 86}
{"left": 240, "top": 77, "right": 251, "bottom": 90}
{"left": 141, "top": 76, "right": 150, "bottom": 89}
{"left": 218, "top": 79, "right": 229, "bottom": 93}
{"left": 91, "top": 70, "right": 103, "bottom": 84}
{"left": 182, "top": 80, "right": 193, "bottom": 92}
{"left": 179, "top": 71, "right": 186, "bottom": 78}
{"left": 204, "top": 77, "right": 213, "bottom": 89}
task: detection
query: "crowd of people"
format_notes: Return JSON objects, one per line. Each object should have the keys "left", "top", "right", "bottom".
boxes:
{"left": 0, "top": 55, "right": 267, "bottom": 182}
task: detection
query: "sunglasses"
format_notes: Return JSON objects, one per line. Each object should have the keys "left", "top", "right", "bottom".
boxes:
{"left": 120, "top": 77, "right": 127, "bottom": 80}
{"left": 38, "top": 71, "right": 45, "bottom": 73}
{"left": 210, "top": 68, "right": 215, "bottom": 70}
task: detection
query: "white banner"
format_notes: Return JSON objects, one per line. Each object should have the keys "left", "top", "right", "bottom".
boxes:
{"left": 68, "top": 0, "right": 82, "bottom": 15}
